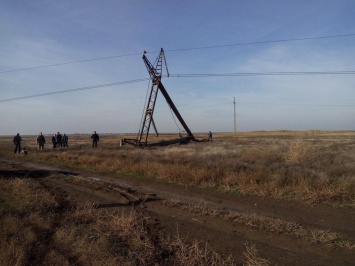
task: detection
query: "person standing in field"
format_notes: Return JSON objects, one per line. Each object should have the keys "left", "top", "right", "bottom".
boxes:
{"left": 56, "top": 132, "right": 62, "bottom": 147}
{"left": 208, "top": 131, "right": 213, "bottom": 142}
{"left": 91, "top": 131, "right": 99, "bottom": 147}
{"left": 62, "top": 134, "right": 68, "bottom": 147}
{"left": 36, "top": 132, "right": 46, "bottom": 150}
{"left": 13, "top": 133, "right": 22, "bottom": 153}
{"left": 52, "top": 134, "right": 57, "bottom": 148}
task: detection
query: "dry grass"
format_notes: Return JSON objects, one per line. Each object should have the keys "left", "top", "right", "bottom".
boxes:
{"left": 226, "top": 211, "right": 355, "bottom": 250}
{"left": 1, "top": 131, "right": 354, "bottom": 206}
{"left": 0, "top": 174, "right": 239, "bottom": 265}
{"left": 0, "top": 177, "right": 60, "bottom": 265}
{"left": 170, "top": 233, "right": 235, "bottom": 266}
{"left": 162, "top": 198, "right": 355, "bottom": 251}
{"left": 243, "top": 242, "right": 271, "bottom": 266}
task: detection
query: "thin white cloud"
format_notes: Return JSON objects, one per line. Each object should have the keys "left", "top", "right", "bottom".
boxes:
{"left": 1, "top": 1, "right": 355, "bottom": 134}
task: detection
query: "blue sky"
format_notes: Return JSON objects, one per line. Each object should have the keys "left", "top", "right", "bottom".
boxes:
{"left": 1, "top": 1, "right": 354, "bottom": 135}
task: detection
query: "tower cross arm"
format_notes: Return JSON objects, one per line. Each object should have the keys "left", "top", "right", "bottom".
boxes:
{"left": 142, "top": 51, "right": 159, "bottom": 79}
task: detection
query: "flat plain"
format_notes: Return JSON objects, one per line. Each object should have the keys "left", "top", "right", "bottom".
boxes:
{"left": 0, "top": 131, "right": 354, "bottom": 265}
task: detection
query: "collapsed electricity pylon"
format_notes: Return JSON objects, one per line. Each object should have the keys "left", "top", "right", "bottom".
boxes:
{"left": 121, "top": 48, "right": 195, "bottom": 147}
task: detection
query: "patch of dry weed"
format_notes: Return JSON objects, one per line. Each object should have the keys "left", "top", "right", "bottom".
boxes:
{"left": 163, "top": 198, "right": 355, "bottom": 250}
{"left": 1, "top": 131, "right": 354, "bottom": 206}
{"left": 0, "top": 174, "right": 238, "bottom": 265}
{"left": 243, "top": 242, "right": 271, "bottom": 266}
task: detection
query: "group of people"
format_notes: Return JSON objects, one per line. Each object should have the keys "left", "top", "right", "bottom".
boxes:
{"left": 12, "top": 131, "right": 100, "bottom": 153}
{"left": 13, "top": 130, "right": 208, "bottom": 153}
{"left": 51, "top": 132, "right": 69, "bottom": 149}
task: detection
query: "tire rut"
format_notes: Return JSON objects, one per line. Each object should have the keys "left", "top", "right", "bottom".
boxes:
{"left": 25, "top": 179, "right": 81, "bottom": 266}
{"left": 3, "top": 158, "right": 355, "bottom": 265}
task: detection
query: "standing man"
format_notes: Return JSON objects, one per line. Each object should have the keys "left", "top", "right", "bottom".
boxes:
{"left": 208, "top": 131, "right": 213, "bottom": 142}
{"left": 56, "top": 132, "right": 62, "bottom": 147}
{"left": 13, "top": 133, "right": 22, "bottom": 153}
{"left": 91, "top": 131, "right": 99, "bottom": 147}
{"left": 62, "top": 134, "right": 68, "bottom": 147}
{"left": 52, "top": 134, "right": 57, "bottom": 148}
{"left": 36, "top": 132, "right": 46, "bottom": 150}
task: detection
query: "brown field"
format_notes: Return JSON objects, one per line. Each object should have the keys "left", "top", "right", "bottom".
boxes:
{"left": 0, "top": 131, "right": 354, "bottom": 265}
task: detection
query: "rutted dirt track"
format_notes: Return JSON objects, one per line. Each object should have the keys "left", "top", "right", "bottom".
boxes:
{"left": 2, "top": 158, "right": 355, "bottom": 265}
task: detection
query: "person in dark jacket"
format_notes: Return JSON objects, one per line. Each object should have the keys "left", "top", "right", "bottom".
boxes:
{"left": 62, "top": 134, "right": 68, "bottom": 147}
{"left": 56, "top": 132, "right": 62, "bottom": 147}
{"left": 208, "top": 131, "right": 213, "bottom": 142}
{"left": 13, "top": 133, "right": 22, "bottom": 153}
{"left": 52, "top": 134, "right": 57, "bottom": 148}
{"left": 36, "top": 132, "right": 46, "bottom": 150}
{"left": 91, "top": 131, "right": 99, "bottom": 147}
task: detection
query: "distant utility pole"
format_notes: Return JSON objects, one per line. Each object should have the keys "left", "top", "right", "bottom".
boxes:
{"left": 233, "top": 97, "right": 236, "bottom": 134}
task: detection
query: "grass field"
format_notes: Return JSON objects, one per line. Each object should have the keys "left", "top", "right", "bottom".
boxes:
{"left": 0, "top": 174, "right": 238, "bottom": 265}
{"left": 1, "top": 131, "right": 354, "bottom": 206}
{"left": 1, "top": 131, "right": 355, "bottom": 265}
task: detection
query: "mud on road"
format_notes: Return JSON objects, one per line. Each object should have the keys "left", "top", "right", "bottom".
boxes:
{"left": 1, "top": 158, "right": 354, "bottom": 265}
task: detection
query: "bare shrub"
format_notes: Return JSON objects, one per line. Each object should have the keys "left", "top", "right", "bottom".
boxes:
{"left": 285, "top": 141, "right": 308, "bottom": 164}
{"left": 243, "top": 242, "right": 270, "bottom": 266}
{"left": 171, "top": 233, "right": 235, "bottom": 265}
{"left": 102, "top": 210, "right": 158, "bottom": 264}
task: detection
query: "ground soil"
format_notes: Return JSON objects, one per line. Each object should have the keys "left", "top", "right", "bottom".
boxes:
{"left": 1, "top": 158, "right": 354, "bottom": 265}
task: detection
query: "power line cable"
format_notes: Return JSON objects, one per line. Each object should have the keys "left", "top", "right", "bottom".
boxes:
{"left": 169, "top": 106, "right": 185, "bottom": 132}
{"left": 236, "top": 101, "right": 354, "bottom": 107}
{"left": 170, "top": 71, "right": 355, "bottom": 78}
{"left": 0, "top": 52, "right": 142, "bottom": 74}
{"left": 0, "top": 78, "right": 149, "bottom": 103}
{"left": 166, "top": 33, "right": 355, "bottom": 52}
{"left": 1, "top": 33, "right": 355, "bottom": 74}
{"left": 1, "top": 100, "right": 352, "bottom": 121}
{"left": 1, "top": 70, "right": 354, "bottom": 103}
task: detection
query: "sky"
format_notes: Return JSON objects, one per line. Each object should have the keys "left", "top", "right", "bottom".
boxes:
{"left": 1, "top": 0, "right": 355, "bottom": 136}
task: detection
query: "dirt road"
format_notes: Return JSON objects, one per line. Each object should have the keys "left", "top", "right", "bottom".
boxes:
{"left": 1, "top": 158, "right": 354, "bottom": 265}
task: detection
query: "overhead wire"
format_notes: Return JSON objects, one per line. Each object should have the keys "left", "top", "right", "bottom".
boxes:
{"left": 0, "top": 52, "right": 142, "bottom": 74}
{"left": 1, "top": 33, "right": 355, "bottom": 74}
{"left": 1, "top": 100, "right": 352, "bottom": 120}
{"left": 235, "top": 101, "right": 355, "bottom": 107}
{"left": 170, "top": 71, "right": 355, "bottom": 77}
{"left": 2, "top": 33, "right": 354, "bottom": 133}
{"left": 1, "top": 32, "right": 355, "bottom": 104}
{"left": 0, "top": 78, "right": 149, "bottom": 103}
{"left": 165, "top": 33, "right": 355, "bottom": 52}
{"left": 1, "top": 69, "right": 355, "bottom": 103}
{"left": 169, "top": 106, "right": 185, "bottom": 132}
